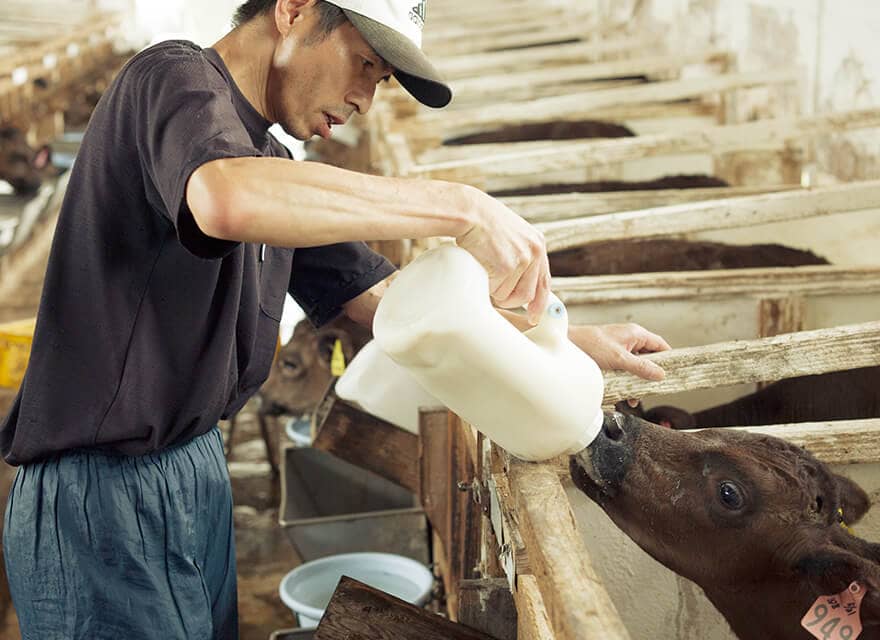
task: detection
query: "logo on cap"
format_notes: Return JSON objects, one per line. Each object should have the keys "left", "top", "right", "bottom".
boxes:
{"left": 409, "top": 0, "right": 427, "bottom": 30}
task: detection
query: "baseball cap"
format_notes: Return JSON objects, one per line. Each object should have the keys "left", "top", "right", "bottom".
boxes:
{"left": 325, "top": 0, "right": 452, "bottom": 108}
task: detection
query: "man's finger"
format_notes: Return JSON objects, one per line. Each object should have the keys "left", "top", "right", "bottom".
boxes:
{"left": 497, "top": 259, "right": 541, "bottom": 317}
{"left": 635, "top": 329, "right": 672, "bottom": 353}
{"left": 526, "top": 258, "right": 551, "bottom": 325}
{"left": 623, "top": 352, "right": 665, "bottom": 381}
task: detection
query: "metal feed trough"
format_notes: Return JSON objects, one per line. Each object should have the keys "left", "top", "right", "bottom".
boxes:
{"left": 278, "top": 445, "right": 430, "bottom": 564}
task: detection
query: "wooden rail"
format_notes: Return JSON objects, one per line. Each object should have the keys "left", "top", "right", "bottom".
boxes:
{"left": 553, "top": 265, "right": 880, "bottom": 305}
{"left": 434, "top": 36, "right": 664, "bottom": 80}
{"left": 407, "top": 69, "right": 795, "bottom": 141}
{"left": 504, "top": 185, "right": 796, "bottom": 223}
{"left": 537, "top": 180, "right": 880, "bottom": 251}
{"left": 410, "top": 108, "right": 880, "bottom": 184}
{"left": 602, "top": 321, "right": 880, "bottom": 404}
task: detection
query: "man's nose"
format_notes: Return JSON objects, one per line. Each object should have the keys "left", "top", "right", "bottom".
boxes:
{"left": 348, "top": 84, "right": 376, "bottom": 115}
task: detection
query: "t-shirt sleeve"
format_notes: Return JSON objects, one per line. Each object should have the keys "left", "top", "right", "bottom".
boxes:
{"left": 132, "top": 47, "right": 262, "bottom": 258}
{"left": 289, "top": 242, "right": 397, "bottom": 327}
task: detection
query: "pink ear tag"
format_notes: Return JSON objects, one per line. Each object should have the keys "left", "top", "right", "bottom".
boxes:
{"left": 801, "top": 581, "right": 866, "bottom": 640}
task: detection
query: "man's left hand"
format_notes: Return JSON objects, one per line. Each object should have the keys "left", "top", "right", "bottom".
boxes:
{"left": 569, "top": 323, "right": 671, "bottom": 381}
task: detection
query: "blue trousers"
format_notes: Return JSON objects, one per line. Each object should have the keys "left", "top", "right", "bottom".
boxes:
{"left": 3, "top": 427, "right": 238, "bottom": 640}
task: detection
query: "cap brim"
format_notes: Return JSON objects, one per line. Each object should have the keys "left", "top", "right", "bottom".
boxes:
{"left": 343, "top": 9, "right": 452, "bottom": 109}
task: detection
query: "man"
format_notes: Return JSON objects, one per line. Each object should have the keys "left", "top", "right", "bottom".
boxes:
{"left": 1, "top": 1, "right": 669, "bottom": 637}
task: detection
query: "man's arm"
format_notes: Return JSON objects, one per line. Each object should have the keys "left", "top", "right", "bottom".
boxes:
{"left": 186, "top": 157, "right": 550, "bottom": 322}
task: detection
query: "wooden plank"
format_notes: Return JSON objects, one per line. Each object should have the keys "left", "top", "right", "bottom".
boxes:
{"left": 448, "top": 49, "right": 729, "bottom": 101}
{"left": 419, "top": 408, "right": 451, "bottom": 544}
{"left": 314, "top": 576, "right": 497, "bottom": 640}
{"left": 546, "top": 420, "right": 880, "bottom": 476}
{"left": 539, "top": 180, "right": 880, "bottom": 251}
{"left": 435, "top": 36, "right": 662, "bottom": 81}
{"left": 312, "top": 392, "right": 420, "bottom": 493}
{"left": 507, "top": 459, "right": 630, "bottom": 640}
{"left": 504, "top": 185, "right": 797, "bottom": 223}
{"left": 409, "top": 69, "right": 795, "bottom": 139}
{"left": 553, "top": 265, "right": 880, "bottom": 305}
{"left": 410, "top": 108, "right": 880, "bottom": 182}
{"left": 602, "top": 321, "right": 880, "bottom": 404}
{"left": 458, "top": 579, "right": 518, "bottom": 640}
{"left": 424, "top": 23, "right": 591, "bottom": 57}
{"left": 515, "top": 575, "right": 557, "bottom": 640}
{"left": 720, "top": 420, "right": 880, "bottom": 465}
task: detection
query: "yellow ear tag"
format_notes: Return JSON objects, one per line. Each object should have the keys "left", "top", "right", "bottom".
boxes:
{"left": 331, "top": 339, "right": 346, "bottom": 377}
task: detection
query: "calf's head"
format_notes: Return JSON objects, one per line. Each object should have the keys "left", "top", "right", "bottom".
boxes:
{"left": 0, "top": 127, "right": 55, "bottom": 195}
{"left": 259, "top": 316, "right": 371, "bottom": 417}
{"left": 571, "top": 413, "right": 879, "bottom": 639}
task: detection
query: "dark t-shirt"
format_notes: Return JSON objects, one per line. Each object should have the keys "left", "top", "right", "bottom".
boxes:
{"left": 0, "top": 41, "right": 395, "bottom": 464}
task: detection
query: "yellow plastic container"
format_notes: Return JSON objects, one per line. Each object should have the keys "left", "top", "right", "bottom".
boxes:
{"left": 0, "top": 317, "right": 36, "bottom": 389}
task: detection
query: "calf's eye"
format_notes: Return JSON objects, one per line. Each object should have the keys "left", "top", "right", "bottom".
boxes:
{"left": 718, "top": 481, "right": 744, "bottom": 510}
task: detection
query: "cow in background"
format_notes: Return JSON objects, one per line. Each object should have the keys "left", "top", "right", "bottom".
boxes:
{"left": 625, "top": 366, "right": 880, "bottom": 430}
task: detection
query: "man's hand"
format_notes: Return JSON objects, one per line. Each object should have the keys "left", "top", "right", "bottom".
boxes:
{"left": 569, "top": 323, "right": 671, "bottom": 381}
{"left": 455, "top": 187, "right": 551, "bottom": 325}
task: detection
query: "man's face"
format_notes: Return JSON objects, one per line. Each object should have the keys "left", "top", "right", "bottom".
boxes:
{"left": 267, "top": 7, "right": 393, "bottom": 140}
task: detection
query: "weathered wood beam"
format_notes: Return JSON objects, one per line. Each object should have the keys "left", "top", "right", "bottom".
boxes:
{"left": 553, "top": 265, "right": 880, "bottom": 305}
{"left": 539, "top": 180, "right": 880, "bottom": 251}
{"left": 602, "top": 321, "right": 880, "bottom": 404}
{"left": 504, "top": 185, "right": 796, "bottom": 223}
{"left": 424, "top": 23, "right": 592, "bottom": 57}
{"left": 507, "top": 459, "right": 631, "bottom": 639}
{"left": 515, "top": 575, "right": 557, "bottom": 640}
{"left": 449, "top": 49, "right": 729, "bottom": 100}
{"left": 409, "top": 69, "right": 795, "bottom": 139}
{"left": 410, "top": 108, "right": 880, "bottom": 182}
{"left": 435, "top": 36, "right": 662, "bottom": 81}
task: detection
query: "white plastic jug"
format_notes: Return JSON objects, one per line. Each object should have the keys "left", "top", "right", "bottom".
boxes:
{"left": 371, "top": 243, "right": 605, "bottom": 461}
{"left": 336, "top": 340, "right": 441, "bottom": 435}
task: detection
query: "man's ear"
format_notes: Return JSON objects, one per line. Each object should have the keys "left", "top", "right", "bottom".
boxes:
{"left": 275, "top": 0, "right": 313, "bottom": 36}
{"left": 835, "top": 473, "right": 871, "bottom": 525}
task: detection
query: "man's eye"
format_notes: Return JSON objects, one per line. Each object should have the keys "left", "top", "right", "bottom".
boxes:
{"left": 362, "top": 58, "right": 374, "bottom": 69}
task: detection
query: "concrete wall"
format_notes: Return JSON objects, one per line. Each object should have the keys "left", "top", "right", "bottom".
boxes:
{"left": 605, "top": 0, "right": 880, "bottom": 182}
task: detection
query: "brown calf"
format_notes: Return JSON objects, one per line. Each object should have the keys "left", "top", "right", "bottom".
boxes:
{"left": 571, "top": 412, "right": 878, "bottom": 640}
{"left": 0, "top": 127, "right": 54, "bottom": 195}
{"left": 226, "top": 315, "right": 371, "bottom": 472}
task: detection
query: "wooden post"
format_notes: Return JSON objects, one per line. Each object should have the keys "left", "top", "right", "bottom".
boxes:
{"left": 458, "top": 579, "right": 518, "bottom": 640}
{"left": 419, "top": 410, "right": 484, "bottom": 621}
{"left": 508, "top": 459, "right": 631, "bottom": 639}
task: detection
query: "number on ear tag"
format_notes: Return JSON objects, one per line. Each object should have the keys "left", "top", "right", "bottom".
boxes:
{"left": 330, "top": 339, "right": 346, "bottom": 377}
{"left": 801, "top": 581, "right": 866, "bottom": 640}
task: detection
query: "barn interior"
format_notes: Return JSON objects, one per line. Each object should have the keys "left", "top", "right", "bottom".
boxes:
{"left": 1, "top": 0, "right": 880, "bottom": 639}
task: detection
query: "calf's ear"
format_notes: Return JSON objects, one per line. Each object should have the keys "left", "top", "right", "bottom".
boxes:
{"left": 794, "top": 542, "right": 880, "bottom": 624}
{"left": 835, "top": 473, "right": 871, "bottom": 524}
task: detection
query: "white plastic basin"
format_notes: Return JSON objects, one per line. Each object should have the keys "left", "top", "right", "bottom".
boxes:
{"left": 278, "top": 552, "right": 434, "bottom": 628}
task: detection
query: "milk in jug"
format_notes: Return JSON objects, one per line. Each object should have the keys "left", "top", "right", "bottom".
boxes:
{"left": 370, "top": 243, "right": 605, "bottom": 461}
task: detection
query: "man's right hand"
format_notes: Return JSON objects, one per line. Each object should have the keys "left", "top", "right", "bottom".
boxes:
{"left": 455, "top": 187, "right": 551, "bottom": 325}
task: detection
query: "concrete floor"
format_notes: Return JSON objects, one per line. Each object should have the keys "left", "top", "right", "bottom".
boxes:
{"left": 0, "top": 192, "right": 303, "bottom": 639}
